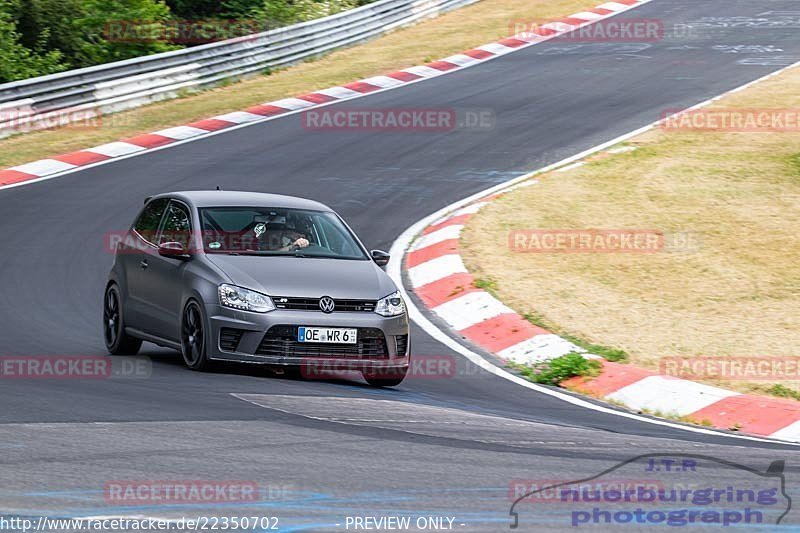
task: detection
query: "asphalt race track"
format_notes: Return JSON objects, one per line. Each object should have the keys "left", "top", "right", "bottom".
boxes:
{"left": 2, "top": 0, "right": 800, "bottom": 530}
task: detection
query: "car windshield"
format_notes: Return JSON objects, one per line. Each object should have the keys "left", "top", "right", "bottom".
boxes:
{"left": 199, "top": 206, "right": 368, "bottom": 260}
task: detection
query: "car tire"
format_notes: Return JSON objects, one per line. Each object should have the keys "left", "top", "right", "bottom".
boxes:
{"left": 180, "top": 300, "right": 212, "bottom": 371}
{"left": 362, "top": 367, "right": 407, "bottom": 388}
{"left": 103, "top": 284, "right": 142, "bottom": 355}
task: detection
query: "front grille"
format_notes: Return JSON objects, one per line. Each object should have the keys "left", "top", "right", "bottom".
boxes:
{"left": 395, "top": 335, "right": 409, "bottom": 356}
{"left": 219, "top": 328, "right": 245, "bottom": 352}
{"left": 272, "top": 297, "right": 376, "bottom": 312}
{"left": 256, "top": 325, "right": 388, "bottom": 359}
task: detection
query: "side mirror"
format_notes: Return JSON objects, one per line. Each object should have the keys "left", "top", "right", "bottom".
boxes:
{"left": 158, "top": 241, "right": 191, "bottom": 260}
{"left": 371, "top": 249, "right": 390, "bottom": 267}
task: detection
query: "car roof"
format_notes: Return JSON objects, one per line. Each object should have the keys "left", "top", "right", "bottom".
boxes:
{"left": 151, "top": 191, "right": 332, "bottom": 211}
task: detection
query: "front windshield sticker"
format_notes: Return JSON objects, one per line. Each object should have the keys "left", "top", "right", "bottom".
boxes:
{"left": 253, "top": 223, "right": 267, "bottom": 238}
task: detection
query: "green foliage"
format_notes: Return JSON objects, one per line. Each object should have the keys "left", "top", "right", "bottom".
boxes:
{"left": 250, "top": 0, "right": 358, "bottom": 29}
{"left": 0, "top": 0, "right": 65, "bottom": 82}
{"left": 511, "top": 353, "right": 601, "bottom": 385}
{"left": 12, "top": 0, "right": 85, "bottom": 63}
{"left": 6, "top": 0, "right": 178, "bottom": 71}
{"left": 75, "top": 0, "right": 178, "bottom": 65}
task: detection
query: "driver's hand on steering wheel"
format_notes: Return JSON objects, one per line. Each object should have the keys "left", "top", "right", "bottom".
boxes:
{"left": 293, "top": 237, "right": 310, "bottom": 249}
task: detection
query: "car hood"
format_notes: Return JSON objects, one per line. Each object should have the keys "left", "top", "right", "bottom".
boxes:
{"left": 206, "top": 255, "right": 397, "bottom": 300}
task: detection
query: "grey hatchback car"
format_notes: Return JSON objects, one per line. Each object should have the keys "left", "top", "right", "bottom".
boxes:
{"left": 104, "top": 191, "right": 410, "bottom": 386}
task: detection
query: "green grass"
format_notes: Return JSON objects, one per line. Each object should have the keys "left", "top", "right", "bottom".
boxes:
{"left": 474, "top": 277, "right": 498, "bottom": 294}
{"left": 767, "top": 384, "right": 800, "bottom": 401}
{"left": 509, "top": 352, "right": 601, "bottom": 385}
{"left": 790, "top": 153, "right": 800, "bottom": 178}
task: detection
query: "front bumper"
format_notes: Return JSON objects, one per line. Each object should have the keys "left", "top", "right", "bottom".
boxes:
{"left": 205, "top": 304, "right": 410, "bottom": 370}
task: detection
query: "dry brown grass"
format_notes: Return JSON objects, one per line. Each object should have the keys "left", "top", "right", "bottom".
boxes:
{"left": 461, "top": 65, "right": 800, "bottom": 396}
{"left": 0, "top": 0, "right": 593, "bottom": 169}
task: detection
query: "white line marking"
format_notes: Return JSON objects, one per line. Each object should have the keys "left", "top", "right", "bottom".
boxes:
{"left": 607, "top": 376, "right": 741, "bottom": 416}
{"left": 769, "top": 421, "right": 800, "bottom": 443}
{"left": 314, "top": 86, "right": 362, "bottom": 99}
{"left": 607, "top": 145, "right": 638, "bottom": 154}
{"left": 360, "top": 75, "right": 405, "bottom": 88}
{"left": 498, "top": 334, "right": 585, "bottom": 364}
{"left": 542, "top": 22, "right": 577, "bottom": 33}
{"left": 402, "top": 65, "right": 445, "bottom": 78}
{"left": 407, "top": 254, "right": 466, "bottom": 288}
{"left": 570, "top": 11, "right": 604, "bottom": 20}
{"left": 9, "top": 159, "right": 76, "bottom": 176}
{"left": 511, "top": 32, "right": 547, "bottom": 43}
{"left": 212, "top": 111, "right": 264, "bottom": 124}
{"left": 85, "top": 142, "right": 146, "bottom": 157}
{"left": 269, "top": 97, "right": 316, "bottom": 110}
{"left": 410, "top": 225, "right": 463, "bottom": 251}
{"left": 476, "top": 43, "right": 513, "bottom": 55}
{"left": 432, "top": 291, "right": 513, "bottom": 331}
{"left": 597, "top": 1, "right": 632, "bottom": 11}
{"left": 441, "top": 54, "right": 480, "bottom": 67}
{"left": 451, "top": 202, "right": 489, "bottom": 216}
{"left": 151, "top": 126, "right": 208, "bottom": 140}
{"left": 556, "top": 161, "right": 585, "bottom": 172}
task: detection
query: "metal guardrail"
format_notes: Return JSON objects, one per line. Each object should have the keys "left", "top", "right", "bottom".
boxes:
{"left": 0, "top": 0, "right": 479, "bottom": 137}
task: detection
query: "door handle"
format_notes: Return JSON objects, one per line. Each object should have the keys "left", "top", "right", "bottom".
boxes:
{"left": 140, "top": 259, "right": 149, "bottom": 270}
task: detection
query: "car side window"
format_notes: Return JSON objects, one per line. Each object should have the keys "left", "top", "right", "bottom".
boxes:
{"left": 316, "top": 215, "right": 358, "bottom": 256}
{"left": 159, "top": 202, "right": 192, "bottom": 248}
{"left": 133, "top": 198, "right": 169, "bottom": 245}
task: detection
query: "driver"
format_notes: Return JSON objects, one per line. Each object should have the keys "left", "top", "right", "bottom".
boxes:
{"left": 275, "top": 213, "right": 312, "bottom": 251}
{"left": 252, "top": 213, "right": 312, "bottom": 252}
{"left": 277, "top": 230, "right": 309, "bottom": 251}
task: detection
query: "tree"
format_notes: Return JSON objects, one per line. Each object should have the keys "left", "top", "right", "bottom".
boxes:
{"left": 74, "top": 0, "right": 178, "bottom": 65}
{"left": 0, "top": 0, "right": 65, "bottom": 83}
{"left": 11, "top": 0, "right": 88, "bottom": 67}
{"left": 250, "top": 0, "right": 359, "bottom": 29}
{"left": 164, "top": 0, "right": 223, "bottom": 19}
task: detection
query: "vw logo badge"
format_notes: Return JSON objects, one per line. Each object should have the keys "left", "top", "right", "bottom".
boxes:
{"left": 319, "top": 296, "right": 335, "bottom": 313}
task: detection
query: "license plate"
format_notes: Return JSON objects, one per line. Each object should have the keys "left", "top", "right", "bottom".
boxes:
{"left": 297, "top": 327, "right": 358, "bottom": 344}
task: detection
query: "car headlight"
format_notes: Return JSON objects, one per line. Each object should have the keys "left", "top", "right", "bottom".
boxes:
{"left": 375, "top": 290, "right": 406, "bottom": 317}
{"left": 218, "top": 284, "right": 275, "bottom": 313}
